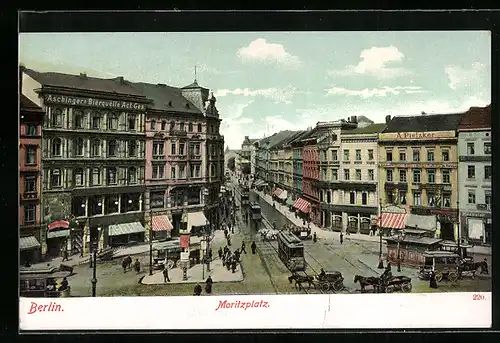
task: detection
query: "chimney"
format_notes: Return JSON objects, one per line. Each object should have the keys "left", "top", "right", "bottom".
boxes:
{"left": 245, "top": 136, "right": 249, "bottom": 140}
{"left": 351, "top": 116, "right": 357, "bottom": 123}
{"left": 385, "top": 115, "right": 391, "bottom": 124}
{"left": 116, "top": 76, "right": 124, "bottom": 83}
{"left": 80, "top": 72, "right": 87, "bottom": 78}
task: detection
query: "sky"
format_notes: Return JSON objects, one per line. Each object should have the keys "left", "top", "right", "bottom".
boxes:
{"left": 19, "top": 31, "right": 491, "bottom": 149}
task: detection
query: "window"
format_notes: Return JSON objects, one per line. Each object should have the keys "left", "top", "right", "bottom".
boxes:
{"left": 152, "top": 164, "right": 164, "bottom": 179}
{"left": 484, "top": 142, "right": 491, "bottom": 155}
{"left": 50, "top": 169, "right": 61, "bottom": 188}
{"left": 171, "top": 166, "right": 176, "bottom": 179}
{"left": 355, "top": 169, "right": 361, "bottom": 180}
{"left": 332, "top": 150, "right": 338, "bottom": 161}
{"left": 321, "top": 168, "right": 327, "bottom": 180}
{"left": 179, "top": 122, "right": 185, "bottom": 131}
{"left": 413, "top": 191, "right": 421, "bottom": 206}
{"left": 74, "top": 168, "right": 84, "bottom": 186}
{"left": 362, "top": 192, "right": 367, "bottom": 205}
{"left": 74, "top": 138, "right": 84, "bottom": 156}
{"left": 150, "top": 119, "right": 156, "bottom": 130}
{"left": 427, "top": 192, "right": 436, "bottom": 206}
{"left": 368, "top": 149, "right": 374, "bottom": 160}
{"left": 179, "top": 165, "right": 185, "bottom": 178}
{"left": 468, "top": 190, "right": 476, "bottom": 204}
{"left": 52, "top": 109, "right": 62, "bottom": 127}
{"left": 128, "top": 167, "right": 137, "bottom": 184}
{"left": 92, "top": 115, "right": 100, "bottom": 130}
{"left": 413, "top": 169, "right": 421, "bottom": 183}
{"left": 197, "top": 123, "right": 202, "bottom": 132}
{"left": 399, "top": 192, "right": 407, "bottom": 205}
{"left": 442, "top": 192, "right": 451, "bottom": 208}
{"left": 442, "top": 150, "right": 449, "bottom": 162}
{"left": 442, "top": 169, "right": 451, "bottom": 184}
{"left": 326, "top": 191, "right": 332, "bottom": 203}
{"left": 129, "top": 141, "right": 137, "bottom": 157}
{"left": 427, "top": 150, "right": 434, "bottom": 162}
{"left": 26, "top": 124, "right": 37, "bottom": 136}
{"left": 24, "top": 176, "right": 36, "bottom": 193}
{"left": 368, "top": 169, "right": 374, "bottom": 181}
{"left": 332, "top": 169, "right": 338, "bottom": 181}
{"left": 108, "top": 140, "right": 117, "bottom": 157}
{"left": 343, "top": 150, "right": 349, "bottom": 161}
{"left": 190, "top": 165, "right": 195, "bottom": 178}
{"left": 161, "top": 121, "right": 166, "bottom": 130}
{"left": 195, "top": 144, "right": 200, "bottom": 155}
{"left": 106, "top": 167, "right": 116, "bottom": 185}
{"left": 128, "top": 115, "right": 136, "bottom": 130}
{"left": 91, "top": 168, "right": 101, "bottom": 186}
{"left": 210, "top": 164, "right": 216, "bottom": 177}
{"left": 427, "top": 169, "right": 436, "bottom": 183}
{"left": 24, "top": 204, "right": 36, "bottom": 224}
{"left": 485, "top": 165, "right": 492, "bottom": 180}
{"left": 485, "top": 192, "right": 492, "bottom": 208}
{"left": 344, "top": 169, "right": 350, "bottom": 181}
{"left": 349, "top": 192, "right": 356, "bottom": 204}
{"left": 51, "top": 138, "right": 62, "bottom": 157}
{"left": 74, "top": 110, "right": 84, "bottom": 128}
{"left": 171, "top": 143, "right": 176, "bottom": 155}
{"left": 179, "top": 143, "right": 185, "bottom": 155}
{"left": 386, "top": 169, "right": 393, "bottom": 182}
{"left": 412, "top": 150, "right": 420, "bottom": 162}
{"left": 399, "top": 169, "right": 407, "bottom": 183}
{"left": 25, "top": 146, "right": 37, "bottom": 165}
{"left": 467, "top": 165, "right": 475, "bottom": 179}
{"left": 188, "top": 123, "right": 193, "bottom": 132}
{"left": 210, "top": 125, "right": 214, "bottom": 133}
{"left": 399, "top": 151, "right": 406, "bottom": 161}
{"left": 153, "top": 142, "right": 164, "bottom": 156}
{"left": 386, "top": 191, "right": 394, "bottom": 204}
{"left": 355, "top": 149, "right": 361, "bottom": 161}
{"left": 386, "top": 151, "right": 393, "bottom": 161}
{"left": 91, "top": 140, "right": 101, "bottom": 157}
{"left": 107, "top": 114, "right": 118, "bottom": 130}
{"left": 150, "top": 191, "right": 165, "bottom": 209}
{"left": 467, "top": 142, "right": 475, "bottom": 155}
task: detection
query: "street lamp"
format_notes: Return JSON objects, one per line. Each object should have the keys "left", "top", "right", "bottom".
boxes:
{"left": 149, "top": 209, "right": 153, "bottom": 276}
{"left": 456, "top": 200, "right": 461, "bottom": 259}
{"left": 91, "top": 227, "right": 101, "bottom": 297}
{"left": 377, "top": 199, "right": 384, "bottom": 269}
{"left": 396, "top": 230, "right": 405, "bottom": 272}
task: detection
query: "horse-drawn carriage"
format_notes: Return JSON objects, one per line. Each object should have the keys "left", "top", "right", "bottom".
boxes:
{"left": 288, "top": 270, "right": 345, "bottom": 292}
{"left": 354, "top": 274, "right": 412, "bottom": 293}
{"left": 282, "top": 224, "right": 312, "bottom": 240}
{"left": 417, "top": 251, "right": 460, "bottom": 282}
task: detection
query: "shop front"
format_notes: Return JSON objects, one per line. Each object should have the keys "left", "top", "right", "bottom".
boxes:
{"left": 151, "top": 214, "right": 173, "bottom": 241}
{"left": 376, "top": 205, "right": 408, "bottom": 236}
{"left": 108, "top": 221, "right": 146, "bottom": 247}
{"left": 187, "top": 211, "right": 209, "bottom": 236}
{"left": 20, "top": 235, "right": 41, "bottom": 264}
{"left": 292, "top": 197, "right": 311, "bottom": 221}
{"left": 385, "top": 236, "right": 443, "bottom": 268}
{"left": 46, "top": 220, "right": 70, "bottom": 258}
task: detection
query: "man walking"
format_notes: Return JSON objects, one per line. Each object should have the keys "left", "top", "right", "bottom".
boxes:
{"left": 163, "top": 267, "right": 170, "bottom": 283}
{"left": 241, "top": 241, "right": 247, "bottom": 254}
{"left": 251, "top": 241, "right": 257, "bottom": 254}
{"left": 340, "top": 232, "right": 344, "bottom": 245}
{"left": 218, "top": 247, "right": 223, "bottom": 260}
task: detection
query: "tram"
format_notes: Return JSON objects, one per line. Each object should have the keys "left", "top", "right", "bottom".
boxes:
{"left": 235, "top": 185, "right": 250, "bottom": 208}
{"left": 277, "top": 230, "right": 306, "bottom": 272}
{"left": 249, "top": 201, "right": 262, "bottom": 220}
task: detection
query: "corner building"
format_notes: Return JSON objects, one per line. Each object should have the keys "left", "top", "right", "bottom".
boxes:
{"left": 378, "top": 113, "right": 463, "bottom": 241}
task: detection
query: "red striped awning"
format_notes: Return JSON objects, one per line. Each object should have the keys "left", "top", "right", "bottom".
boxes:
{"left": 47, "top": 220, "right": 70, "bottom": 231}
{"left": 273, "top": 188, "right": 283, "bottom": 197}
{"left": 292, "top": 197, "right": 311, "bottom": 213}
{"left": 376, "top": 213, "right": 407, "bottom": 229}
{"left": 152, "top": 215, "right": 173, "bottom": 231}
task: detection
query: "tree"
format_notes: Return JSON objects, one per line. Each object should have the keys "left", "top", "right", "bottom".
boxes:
{"left": 228, "top": 157, "right": 236, "bottom": 171}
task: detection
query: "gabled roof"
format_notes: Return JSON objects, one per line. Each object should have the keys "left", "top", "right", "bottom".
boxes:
{"left": 342, "top": 123, "right": 386, "bottom": 135}
{"left": 20, "top": 94, "right": 43, "bottom": 112}
{"left": 458, "top": 105, "right": 491, "bottom": 131}
{"left": 383, "top": 113, "right": 464, "bottom": 133}
{"left": 182, "top": 80, "right": 207, "bottom": 90}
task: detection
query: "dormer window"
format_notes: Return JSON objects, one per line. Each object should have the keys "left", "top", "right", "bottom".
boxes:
{"left": 185, "top": 103, "right": 190, "bottom": 109}
{"left": 168, "top": 101, "right": 172, "bottom": 107}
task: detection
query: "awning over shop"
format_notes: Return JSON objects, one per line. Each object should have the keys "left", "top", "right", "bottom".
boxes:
{"left": 293, "top": 197, "right": 311, "bottom": 213}
{"left": 152, "top": 215, "right": 173, "bottom": 232}
{"left": 278, "top": 190, "right": 288, "bottom": 200}
{"left": 254, "top": 179, "right": 264, "bottom": 186}
{"left": 376, "top": 212, "right": 407, "bottom": 229}
{"left": 406, "top": 214, "right": 436, "bottom": 232}
{"left": 108, "top": 222, "right": 145, "bottom": 237}
{"left": 286, "top": 198, "right": 294, "bottom": 206}
{"left": 47, "top": 229, "right": 70, "bottom": 239}
{"left": 20, "top": 236, "right": 41, "bottom": 251}
{"left": 187, "top": 211, "right": 208, "bottom": 232}
{"left": 47, "top": 220, "right": 69, "bottom": 231}
{"left": 273, "top": 188, "right": 283, "bottom": 197}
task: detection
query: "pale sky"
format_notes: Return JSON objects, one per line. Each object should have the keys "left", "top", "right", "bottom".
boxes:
{"left": 19, "top": 31, "right": 491, "bottom": 149}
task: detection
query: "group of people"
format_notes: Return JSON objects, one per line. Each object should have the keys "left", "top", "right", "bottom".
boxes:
{"left": 219, "top": 245, "right": 239, "bottom": 273}
{"left": 46, "top": 277, "right": 69, "bottom": 292}
{"left": 193, "top": 276, "right": 213, "bottom": 296}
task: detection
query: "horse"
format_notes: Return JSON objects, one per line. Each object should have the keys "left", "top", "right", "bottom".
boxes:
{"left": 122, "top": 256, "right": 132, "bottom": 273}
{"left": 354, "top": 275, "right": 381, "bottom": 293}
{"left": 288, "top": 274, "right": 315, "bottom": 290}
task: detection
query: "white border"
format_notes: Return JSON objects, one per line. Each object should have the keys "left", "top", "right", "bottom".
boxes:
{"left": 20, "top": 292, "right": 491, "bottom": 330}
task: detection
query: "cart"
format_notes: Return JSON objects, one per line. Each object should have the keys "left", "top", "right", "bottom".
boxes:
{"left": 381, "top": 275, "right": 412, "bottom": 293}
{"left": 417, "top": 251, "right": 460, "bottom": 282}
{"left": 316, "top": 271, "right": 344, "bottom": 292}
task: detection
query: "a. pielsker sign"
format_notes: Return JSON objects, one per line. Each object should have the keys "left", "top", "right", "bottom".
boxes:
{"left": 380, "top": 130, "right": 456, "bottom": 141}
{"left": 44, "top": 94, "right": 146, "bottom": 111}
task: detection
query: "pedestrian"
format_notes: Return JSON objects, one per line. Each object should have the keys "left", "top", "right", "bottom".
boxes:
{"left": 231, "top": 260, "right": 237, "bottom": 273}
{"left": 224, "top": 228, "right": 228, "bottom": 239}
{"left": 251, "top": 241, "right": 257, "bottom": 254}
{"left": 208, "top": 249, "right": 213, "bottom": 261}
{"left": 205, "top": 276, "right": 213, "bottom": 294}
{"left": 340, "top": 232, "right": 343, "bottom": 245}
{"left": 429, "top": 270, "right": 438, "bottom": 289}
{"left": 226, "top": 258, "right": 231, "bottom": 271}
{"left": 163, "top": 267, "right": 170, "bottom": 283}
{"left": 241, "top": 241, "right": 247, "bottom": 254}
{"left": 134, "top": 259, "right": 141, "bottom": 274}
{"left": 313, "top": 232, "right": 317, "bottom": 243}
{"left": 193, "top": 283, "right": 203, "bottom": 296}
{"left": 346, "top": 227, "right": 350, "bottom": 236}
{"left": 302, "top": 219, "right": 306, "bottom": 226}
{"left": 218, "top": 247, "right": 223, "bottom": 260}
{"left": 377, "top": 257, "right": 384, "bottom": 269}
{"left": 62, "top": 249, "right": 69, "bottom": 262}
{"left": 227, "top": 236, "right": 232, "bottom": 247}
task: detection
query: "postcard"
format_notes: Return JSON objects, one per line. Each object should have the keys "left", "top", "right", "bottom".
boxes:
{"left": 19, "top": 29, "right": 491, "bottom": 330}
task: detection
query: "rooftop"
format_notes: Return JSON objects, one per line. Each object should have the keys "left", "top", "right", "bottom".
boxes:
{"left": 383, "top": 113, "right": 464, "bottom": 133}
{"left": 458, "top": 105, "right": 491, "bottom": 131}
{"left": 342, "top": 123, "right": 386, "bottom": 135}
{"left": 20, "top": 94, "right": 43, "bottom": 112}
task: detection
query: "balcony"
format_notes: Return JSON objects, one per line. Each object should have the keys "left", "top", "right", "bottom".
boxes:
{"left": 189, "top": 154, "right": 202, "bottom": 161}
{"left": 152, "top": 154, "right": 166, "bottom": 161}
{"left": 21, "top": 191, "right": 39, "bottom": 201}
{"left": 169, "top": 130, "right": 188, "bottom": 137}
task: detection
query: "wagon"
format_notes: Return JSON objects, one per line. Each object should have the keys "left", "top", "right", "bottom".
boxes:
{"left": 417, "top": 251, "right": 460, "bottom": 283}
{"left": 381, "top": 275, "right": 412, "bottom": 293}
{"left": 316, "top": 271, "right": 344, "bottom": 292}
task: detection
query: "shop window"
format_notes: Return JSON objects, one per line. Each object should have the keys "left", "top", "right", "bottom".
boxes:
{"left": 427, "top": 192, "right": 436, "bottom": 207}
{"left": 399, "top": 192, "right": 406, "bottom": 205}
{"left": 187, "top": 188, "right": 201, "bottom": 205}
{"left": 442, "top": 192, "right": 451, "bottom": 208}
{"left": 72, "top": 197, "right": 86, "bottom": 217}
{"left": 413, "top": 191, "right": 421, "bottom": 206}
{"left": 89, "top": 196, "right": 103, "bottom": 216}
{"left": 105, "top": 195, "right": 120, "bottom": 214}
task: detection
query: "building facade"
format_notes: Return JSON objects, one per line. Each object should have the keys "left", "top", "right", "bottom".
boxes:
{"left": 457, "top": 105, "right": 491, "bottom": 245}
{"left": 20, "top": 94, "right": 45, "bottom": 262}
{"left": 378, "top": 113, "right": 464, "bottom": 241}
{"left": 302, "top": 138, "right": 320, "bottom": 225}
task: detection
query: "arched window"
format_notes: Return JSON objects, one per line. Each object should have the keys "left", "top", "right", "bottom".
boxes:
{"left": 74, "top": 110, "right": 84, "bottom": 128}
{"left": 150, "top": 119, "right": 156, "bottom": 130}
{"left": 107, "top": 167, "right": 117, "bottom": 185}
{"left": 128, "top": 167, "right": 137, "bottom": 184}
{"left": 52, "top": 138, "right": 62, "bottom": 156}
{"left": 74, "top": 137, "right": 84, "bottom": 156}
{"left": 161, "top": 121, "right": 166, "bottom": 130}
{"left": 179, "top": 122, "right": 185, "bottom": 131}
{"left": 50, "top": 169, "right": 61, "bottom": 188}
{"left": 108, "top": 140, "right": 117, "bottom": 157}
{"left": 188, "top": 122, "right": 193, "bottom": 132}
{"left": 91, "top": 140, "right": 101, "bottom": 157}
{"left": 128, "top": 114, "right": 136, "bottom": 131}
{"left": 197, "top": 123, "right": 202, "bottom": 132}
{"left": 74, "top": 168, "right": 84, "bottom": 186}
{"left": 91, "top": 112, "right": 101, "bottom": 130}
{"left": 91, "top": 168, "right": 101, "bottom": 186}
{"left": 107, "top": 113, "right": 118, "bottom": 130}
{"left": 52, "top": 108, "right": 63, "bottom": 127}
{"left": 128, "top": 141, "right": 137, "bottom": 157}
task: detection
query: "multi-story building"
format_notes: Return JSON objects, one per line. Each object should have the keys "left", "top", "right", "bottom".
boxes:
{"left": 20, "top": 94, "right": 45, "bottom": 263}
{"left": 22, "top": 68, "right": 150, "bottom": 257}
{"left": 224, "top": 146, "right": 238, "bottom": 172}
{"left": 238, "top": 136, "right": 257, "bottom": 178}
{"left": 291, "top": 130, "right": 311, "bottom": 201}
{"left": 457, "top": 105, "right": 491, "bottom": 245}
{"left": 249, "top": 141, "right": 260, "bottom": 176}
{"left": 378, "top": 113, "right": 464, "bottom": 241}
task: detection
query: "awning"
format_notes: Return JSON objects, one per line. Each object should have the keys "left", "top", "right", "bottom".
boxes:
{"left": 47, "top": 220, "right": 69, "bottom": 231}
{"left": 187, "top": 211, "right": 208, "bottom": 232}
{"left": 376, "top": 213, "right": 407, "bottom": 229}
{"left": 47, "top": 229, "right": 70, "bottom": 239}
{"left": 20, "top": 236, "right": 41, "bottom": 251}
{"left": 293, "top": 197, "right": 311, "bottom": 213}
{"left": 406, "top": 214, "right": 436, "bottom": 232}
{"left": 278, "top": 190, "right": 288, "bottom": 200}
{"left": 273, "top": 188, "right": 283, "bottom": 197}
{"left": 108, "top": 222, "right": 145, "bottom": 237}
{"left": 152, "top": 215, "right": 173, "bottom": 232}
{"left": 254, "top": 179, "right": 264, "bottom": 187}
{"left": 286, "top": 198, "right": 294, "bottom": 206}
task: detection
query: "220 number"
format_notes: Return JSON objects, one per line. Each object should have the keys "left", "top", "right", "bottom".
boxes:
{"left": 473, "top": 294, "right": 486, "bottom": 300}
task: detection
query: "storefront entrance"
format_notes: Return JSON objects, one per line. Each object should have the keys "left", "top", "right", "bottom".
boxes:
{"left": 46, "top": 237, "right": 67, "bottom": 258}
{"left": 440, "top": 222, "right": 455, "bottom": 241}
